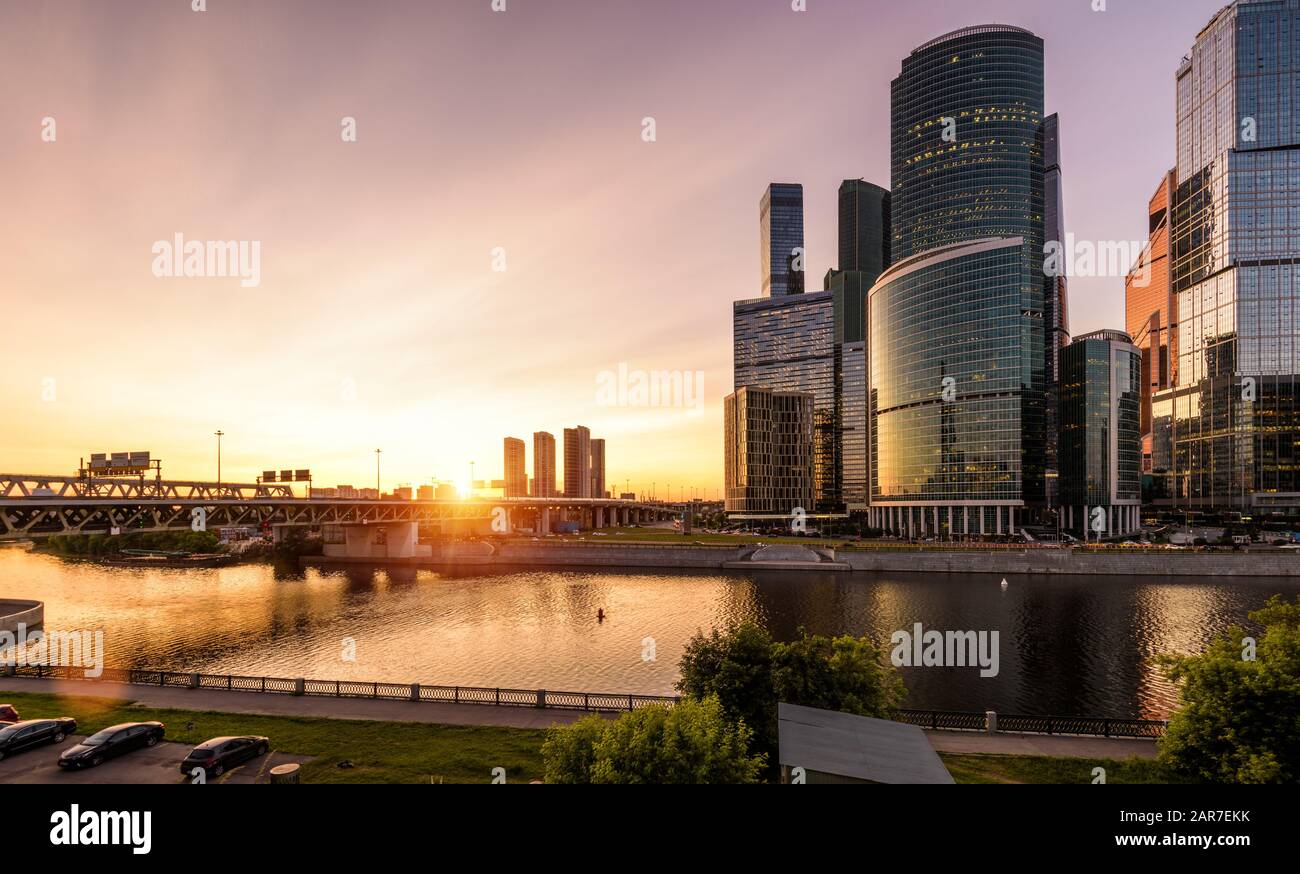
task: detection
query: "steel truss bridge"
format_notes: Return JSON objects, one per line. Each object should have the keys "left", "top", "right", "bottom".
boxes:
{"left": 0, "top": 472, "right": 677, "bottom": 541}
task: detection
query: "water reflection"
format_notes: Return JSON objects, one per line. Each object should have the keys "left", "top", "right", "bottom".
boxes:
{"left": 1, "top": 547, "right": 1295, "bottom": 718}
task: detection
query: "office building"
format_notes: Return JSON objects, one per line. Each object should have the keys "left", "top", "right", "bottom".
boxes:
{"left": 760, "top": 183, "right": 805, "bottom": 297}
{"left": 724, "top": 387, "right": 815, "bottom": 514}
{"left": 870, "top": 24, "right": 1052, "bottom": 536}
{"left": 838, "top": 179, "right": 892, "bottom": 280}
{"left": 563, "top": 426, "right": 592, "bottom": 498}
{"left": 504, "top": 437, "right": 527, "bottom": 498}
{"left": 1125, "top": 170, "right": 1177, "bottom": 475}
{"left": 1042, "top": 113, "right": 1071, "bottom": 505}
{"left": 532, "top": 432, "right": 556, "bottom": 498}
{"left": 1152, "top": 0, "right": 1300, "bottom": 510}
{"left": 734, "top": 289, "right": 837, "bottom": 509}
{"left": 1059, "top": 331, "right": 1143, "bottom": 537}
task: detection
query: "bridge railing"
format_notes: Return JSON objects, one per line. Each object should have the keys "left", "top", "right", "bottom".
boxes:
{"left": 5, "top": 664, "right": 1168, "bottom": 736}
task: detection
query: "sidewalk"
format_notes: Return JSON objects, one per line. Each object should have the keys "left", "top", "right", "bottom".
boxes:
{"left": 0, "top": 676, "right": 598, "bottom": 730}
{"left": 925, "top": 729, "right": 1158, "bottom": 759}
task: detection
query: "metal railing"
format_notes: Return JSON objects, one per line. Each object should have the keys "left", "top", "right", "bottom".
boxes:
{"left": 891, "top": 708, "right": 1168, "bottom": 738}
{"left": 3, "top": 665, "right": 1169, "bottom": 736}
{"left": 6, "top": 664, "right": 678, "bottom": 713}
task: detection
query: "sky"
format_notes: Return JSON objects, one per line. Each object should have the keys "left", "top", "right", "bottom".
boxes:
{"left": 0, "top": 0, "right": 1230, "bottom": 496}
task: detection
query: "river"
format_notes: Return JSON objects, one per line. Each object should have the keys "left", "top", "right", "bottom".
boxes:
{"left": 2, "top": 545, "right": 1296, "bottom": 719}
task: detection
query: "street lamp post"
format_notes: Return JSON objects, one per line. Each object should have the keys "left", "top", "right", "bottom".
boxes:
{"left": 375, "top": 449, "right": 382, "bottom": 494}
{"left": 214, "top": 430, "right": 224, "bottom": 484}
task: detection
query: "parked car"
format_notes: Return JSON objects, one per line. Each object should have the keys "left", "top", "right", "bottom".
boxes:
{"left": 57, "top": 721, "right": 164, "bottom": 770}
{"left": 0, "top": 718, "right": 78, "bottom": 761}
{"left": 180, "top": 735, "right": 270, "bottom": 779}
{"left": 0, "top": 704, "right": 19, "bottom": 724}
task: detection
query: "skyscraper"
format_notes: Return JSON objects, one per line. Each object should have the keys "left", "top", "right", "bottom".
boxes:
{"left": 733, "top": 289, "right": 837, "bottom": 510}
{"left": 532, "top": 431, "right": 556, "bottom": 498}
{"left": 1042, "top": 113, "right": 1071, "bottom": 506}
{"left": 503, "top": 437, "right": 527, "bottom": 498}
{"left": 1059, "top": 331, "right": 1143, "bottom": 538}
{"left": 1126, "top": 170, "right": 1177, "bottom": 476}
{"left": 563, "top": 426, "right": 592, "bottom": 498}
{"left": 1153, "top": 0, "right": 1300, "bottom": 511}
{"left": 870, "top": 24, "right": 1051, "bottom": 537}
{"left": 724, "top": 387, "right": 815, "bottom": 514}
{"left": 589, "top": 438, "right": 606, "bottom": 499}
{"left": 760, "top": 183, "right": 805, "bottom": 297}
{"left": 831, "top": 179, "right": 892, "bottom": 512}
{"left": 838, "top": 179, "right": 892, "bottom": 280}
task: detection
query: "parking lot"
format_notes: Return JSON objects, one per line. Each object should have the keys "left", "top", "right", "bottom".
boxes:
{"left": 0, "top": 736, "right": 310, "bottom": 784}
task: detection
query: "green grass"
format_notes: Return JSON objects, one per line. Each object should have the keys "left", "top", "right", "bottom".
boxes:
{"left": 1, "top": 690, "right": 1192, "bottom": 784}
{"left": 0, "top": 690, "right": 546, "bottom": 784}
{"left": 940, "top": 753, "right": 1191, "bottom": 784}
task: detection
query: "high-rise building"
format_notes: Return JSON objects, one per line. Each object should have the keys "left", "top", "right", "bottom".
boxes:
{"left": 590, "top": 438, "right": 606, "bottom": 499}
{"left": 1042, "top": 113, "right": 1071, "bottom": 506}
{"left": 1058, "top": 331, "right": 1143, "bottom": 538}
{"left": 563, "top": 426, "right": 592, "bottom": 498}
{"left": 838, "top": 179, "right": 892, "bottom": 280}
{"left": 532, "top": 431, "right": 556, "bottom": 497}
{"left": 1152, "top": 0, "right": 1300, "bottom": 511}
{"left": 724, "top": 387, "right": 815, "bottom": 514}
{"left": 760, "top": 183, "right": 805, "bottom": 297}
{"left": 1126, "top": 170, "right": 1177, "bottom": 475}
{"left": 503, "top": 437, "right": 527, "bottom": 498}
{"left": 870, "top": 25, "right": 1052, "bottom": 537}
{"left": 829, "top": 180, "right": 891, "bottom": 512}
{"left": 733, "top": 289, "right": 837, "bottom": 509}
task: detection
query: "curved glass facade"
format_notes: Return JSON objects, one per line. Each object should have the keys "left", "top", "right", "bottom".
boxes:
{"left": 891, "top": 25, "right": 1045, "bottom": 264}
{"left": 870, "top": 238, "right": 1035, "bottom": 530}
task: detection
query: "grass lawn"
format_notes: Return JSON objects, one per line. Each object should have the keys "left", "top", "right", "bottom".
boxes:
{"left": 0, "top": 690, "right": 546, "bottom": 784}
{"left": 940, "top": 753, "right": 1191, "bottom": 784}
{"left": 0, "top": 690, "right": 1190, "bottom": 784}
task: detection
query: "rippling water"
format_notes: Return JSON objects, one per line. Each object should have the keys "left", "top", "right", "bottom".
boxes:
{"left": 2, "top": 545, "right": 1296, "bottom": 719}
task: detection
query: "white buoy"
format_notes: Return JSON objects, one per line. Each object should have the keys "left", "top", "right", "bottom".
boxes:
{"left": 1000, "top": 578, "right": 1008, "bottom": 590}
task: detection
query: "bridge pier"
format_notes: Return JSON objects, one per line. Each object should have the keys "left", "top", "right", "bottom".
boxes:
{"left": 539, "top": 507, "right": 551, "bottom": 536}
{"left": 595, "top": 507, "right": 604, "bottom": 530}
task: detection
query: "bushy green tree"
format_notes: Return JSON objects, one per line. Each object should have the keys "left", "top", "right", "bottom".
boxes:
{"left": 676, "top": 623, "right": 905, "bottom": 764}
{"left": 1158, "top": 595, "right": 1300, "bottom": 783}
{"left": 676, "top": 623, "right": 777, "bottom": 753}
{"left": 542, "top": 696, "right": 764, "bottom": 784}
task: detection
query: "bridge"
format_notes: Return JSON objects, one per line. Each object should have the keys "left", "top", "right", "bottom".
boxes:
{"left": 0, "top": 472, "right": 680, "bottom": 557}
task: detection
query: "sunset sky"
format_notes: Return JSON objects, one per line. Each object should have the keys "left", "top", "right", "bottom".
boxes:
{"left": 0, "top": 0, "right": 1229, "bottom": 495}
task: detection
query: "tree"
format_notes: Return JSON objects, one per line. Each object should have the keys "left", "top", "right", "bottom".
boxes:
{"left": 676, "top": 623, "right": 777, "bottom": 754}
{"left": 771, "top": 632, "right": 906, "bottom": 719}
{"left": 542, "top": 696, "right": 764, "bottom": 784}
{"left": 676, "top": 623, "right": 905, "bottom": 765}
{"left": 1158, "top": 595, "right": 1300, "bottom": 783}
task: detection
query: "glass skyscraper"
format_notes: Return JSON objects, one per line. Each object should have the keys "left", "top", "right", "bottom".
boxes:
{"left": 869, "top": 24, "right": 1052, "bottom": 537}
{"left": 1154, "top": 0, "right": 1300, "bottom": 511}
{"left": 733, "top": 289, "right": 837, "bottom": 510}
{"left": 760, "top": 183, "right": 805, "bottom": 297}
{"left": 724, "top": 387, "right": 816, "bottom": 515}
{"left": 1059, "top": 331, "right": 1143, "bottom": 538}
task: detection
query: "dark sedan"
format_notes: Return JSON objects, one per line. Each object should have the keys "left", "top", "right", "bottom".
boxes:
{"left": 181, "top": 735, "right": 270, "bottom": 780}
{"left": 0, "top": 718, "right": 77, "bottom": 760}
{"left": 57, "top": 721, "right": 164, "bottom": 770}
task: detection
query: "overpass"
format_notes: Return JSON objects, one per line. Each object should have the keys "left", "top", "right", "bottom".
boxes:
{"left": 0, "top": 472, "right": 679, "bottom": 553}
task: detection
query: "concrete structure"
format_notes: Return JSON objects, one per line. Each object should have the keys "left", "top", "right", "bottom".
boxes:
{"left": 589, "top": 438, "right": 606, "bottom": 499}
{"left": 503, "top": 437, "right": 527, "bottom": 498}
{"left": 0, "top": 599, "right": 42, "bottom": 636}
{"left": 532, "top": 432, "right": 556, "bottom": 498}
{"left": 563, "top": 426, "right": 591, "bottom": 499}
